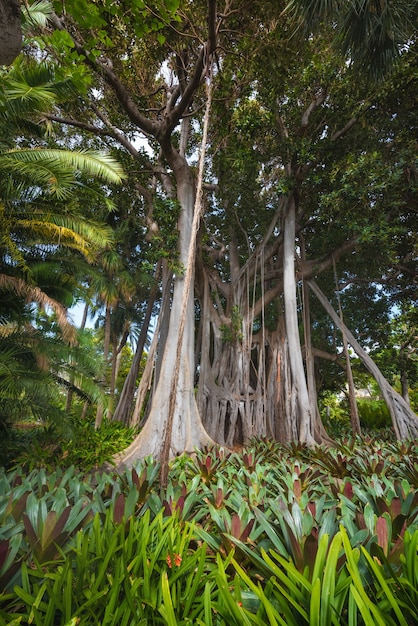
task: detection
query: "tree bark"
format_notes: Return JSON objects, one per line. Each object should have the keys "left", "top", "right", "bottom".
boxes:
{"left": 0, "top": 0, "right": 21, "bottom": 65}
{"left": 113, "top": 156, "right": 213, "bottom": 469}
{"left": 283, "top": 194, "right": 315, "bottom": 444}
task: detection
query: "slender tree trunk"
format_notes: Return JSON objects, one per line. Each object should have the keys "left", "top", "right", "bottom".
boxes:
{"left": 112, "top": 274, "right": 159, "bottom": 425}
{"left": 333, "top": 261, "right": 361, "bottom": 436}
{"left": 95, "top": 304, "right": 111, "bottom": 428}
{"left": 283, "top": 194, "right": 315, "bottom": 444}
{"left": 400, "top": 346, "right": 410, "bottom": 405}
{"left": 302, "top": 277, "right": 332, "bottom": 443}
{"left": 400, "top": 370, "right": 410, "bottom": 405}
{"left": 108, "top": 337, "right": 118, "bottom": 420}
{"left": 66, "top": 302, "right": 88, "bottom": 413}
{"left": 309, "top": 280, "right": 418, "bottom": 440}
{"left": 80, "top": 302, "right": 88, "bottom": 330}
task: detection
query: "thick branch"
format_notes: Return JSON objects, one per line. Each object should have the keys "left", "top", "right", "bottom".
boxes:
{"left": 49, "top": 12, "right": 158, "bottom": 137}
{"left": 163, "top": 0, "right": 218, "bottom": 134}
{"left": 44, "top": 112, "right": 140, "bottom": 158}
{"left": 301, "top": 92, "right": 325, "bottom": 128}
{"left": 331, "top": 116, "right": 358, "bottom": 141}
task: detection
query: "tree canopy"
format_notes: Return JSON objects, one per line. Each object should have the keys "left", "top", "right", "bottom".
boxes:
{"left": 1, "top": 0, "right": 417, "bottom": 462}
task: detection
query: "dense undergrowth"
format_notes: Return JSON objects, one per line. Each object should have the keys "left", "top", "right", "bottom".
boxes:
{"left": 0, "top": 417, "right": 137, "bottom": 473}
{"left": 0, "top": 436, "right": 417, "bottom": 625}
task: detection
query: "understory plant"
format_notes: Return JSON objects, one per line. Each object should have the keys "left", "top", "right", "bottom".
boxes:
{"left": 0, "top": 437, "right": 417, "bottom": 624}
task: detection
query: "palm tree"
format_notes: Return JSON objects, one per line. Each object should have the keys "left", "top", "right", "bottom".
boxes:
{"left": 286, "top": 0, "right": 418, "bottom": 80}
{"left": 0, "top": 57, "right": 125, "bottom": 428}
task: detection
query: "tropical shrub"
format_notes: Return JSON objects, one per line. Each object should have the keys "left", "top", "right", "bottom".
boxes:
{"left": 3, "top": 418, "right": 136, "bottom": 473}
{"left": 0, "top": 437, "right": 417, "bottom": 624}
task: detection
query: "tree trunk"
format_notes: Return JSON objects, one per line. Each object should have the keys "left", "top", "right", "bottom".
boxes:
{"left": 302, "top": 277, "right": 332, "bottom": 443}
{"left": 107, "top": 337, "right": 118, "bottom": 420}
{"left": 332, "top": 262, "right": 361, "bottom": 436}
{"left": 95, "top": 304, "right": 111, "bottom": 428}
{"left": 66, "top": 302, "right": 88, "bottom": 413}
{"left": 400, "top": 345, "right": 410, "bottom": 405}
{"left": 309, "top": 280, "right": 418, "bottom": 439}
{"left": 0, "top": 0, "right": 21, "bottom": 65}
{"left": 400, "top": 369, "right": 410, "bottom": 405}
{"left": 113, "top": 157, "right": 213, "bottom": 469}
{"left": 283, "top": 194, "right": 315, "bottom": 444}
{"left": 112, "top": 279, "right": 157, "bottom": 425}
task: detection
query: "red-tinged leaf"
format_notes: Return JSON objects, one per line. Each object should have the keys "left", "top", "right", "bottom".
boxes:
{"left": 163, "top": 498, "right": 173, "bottom": 516}
{"left": 11, "top": 492, "right": 31, "bottom": 522}
{"left": 307, "top": 501, "right": 316, "bottom": 518}
{"left": 343, "top": 481, "right": 353, "bottom": 500}
{"left": 23, "top": 513, "right": 38, "bottom": 550}
{"left": 392, "top": 515, "right": 407, "bottom": 540}
{"left": 0, "top": 561, "right": 21, "bottom": 592}
{"left": 41, "top": 511, "right": 58, "bottom": 549}
{"left": 356, "top": 511, "right": 366, "bottom": 530}
{"left": 376, "top": 497, "right": 389, "bottom": 516}
{"left": 230, "top": 514, "right": 242, "bottom": 539}
{"left": 137, "top": 480, "right": 149, "bottom": 502}
{"left": 240, "top": 519, "right": 255, "bottom": 543}
{"left": 50, "top": 507, "right": 71, "bottom": 543}
{"left": 287, "top": 528, "right": 304, "bottom": 571}
{"left": 388, "top": 533, "right": 406, "bottom": 563}
{"left": 243, "top": 454, "right": 254, "bottom": 469}
{"left": 131, "top": 468, "right": 140, "bottom": 490}
{"left": 375, "top": 461, "right": 384, "bottom": 474}
{"left": 12, "top": 475, "right": 22, "bottom": 487}
{"left": 113, "top": 494, "right": 125, "bottom": 524}
{"left": 293, "top": 479, "right": 302, "bottom": 501}
{"left": 0, "top": 541, "right": 9, "bottom": 568}
{"left": 389, "top": 498, "right": 401, "bottom": 519}
{"left": 303, "top": 534, "right": 318, "bottom": 572}
{"left": 175, "top": 495, "right": 185, "bottom": 513}
{"left": 214, "top": 488, "right": 222, "bottom": 508}
{"left": 376, "top": 516, "right": 389, "bottom": 556}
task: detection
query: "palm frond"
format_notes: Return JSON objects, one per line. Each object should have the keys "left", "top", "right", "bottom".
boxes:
{"left": 338, "top": 0, "right": 414, "bottom": 80}
{"left": 1, "top": 58, "right": 79, "bottom": 111}
{"left": 0, "top": 273, "right": 75, "bottom": 343}
{"left": 2, "top": 78, "right": 57, "bottom": 109}
{"left": 0, "top": 149, "right": 125, "bottom": 197}
{"left": 285, "top": 0, "right": 339, "bottom": 33}
{"left": 285, "top": 0, "right": 417, "bottom": 79}
{"left": 22, "top": 0, "right": 54, "bottom": 31}
{"left": 15, "top": 217, "right": 113, "bottom": 258}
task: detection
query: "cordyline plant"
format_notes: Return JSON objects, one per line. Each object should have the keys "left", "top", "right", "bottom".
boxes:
{"left": 0, "top": 437, "right": 417, "bottom": 624}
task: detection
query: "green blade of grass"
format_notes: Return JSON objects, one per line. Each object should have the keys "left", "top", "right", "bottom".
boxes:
{"left": 361, "top": 547, "right": 408, "bottom": 626}
{"left": 159, "top": 571, "right": 178, "bottom": 626}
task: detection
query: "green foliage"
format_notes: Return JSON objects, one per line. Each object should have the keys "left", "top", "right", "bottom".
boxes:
{"left": 220, "top": 305, "right": 243, "bottom": 343}
{"left": 148, "top": 197, "right": 181, "bottom": 271}
{"left": 1, "top": 438, "right": 418, "bottom": 623}
{"left": 6, "top": 418, "right": 136, "bottom": 473}
{"left": 357, "top": 398, "right": 392, "bottom": 429}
